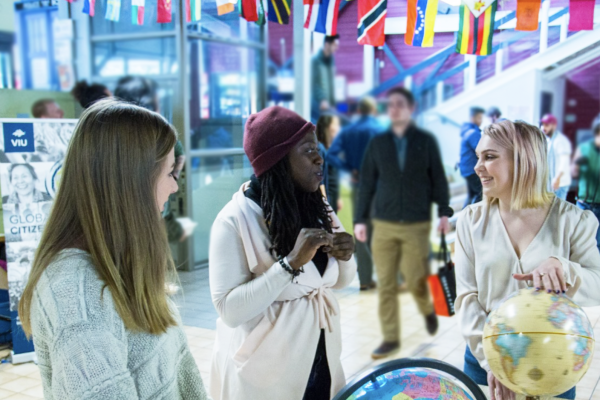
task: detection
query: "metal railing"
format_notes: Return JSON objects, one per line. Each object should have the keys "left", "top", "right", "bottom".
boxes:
{"left": 369, "top": 6, "right": 579, "bottom": 110}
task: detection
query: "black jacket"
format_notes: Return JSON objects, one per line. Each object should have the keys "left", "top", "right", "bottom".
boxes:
{"left": 355, "top": 125, "right": 453, "bottom": 223}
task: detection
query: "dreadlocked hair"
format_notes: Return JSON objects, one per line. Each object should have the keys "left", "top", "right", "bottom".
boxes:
{"left": 259, "top": 157, "right": 334, "bottom": 258}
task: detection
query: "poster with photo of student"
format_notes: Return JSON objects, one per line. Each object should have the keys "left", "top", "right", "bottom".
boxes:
{"left": 0, "top": 120, "right": 76, "bottom": 164}
{"left": 0, "top": 118, "right": 78, "bottom": 362}
{"left": 0, "top": 163, "right": 54, "bottom": 207}
{"left": 3, "top": 202, "right": 52, "bottom": 243}
{"left": 6, "top": 241, "right": 38, "bottom": 312}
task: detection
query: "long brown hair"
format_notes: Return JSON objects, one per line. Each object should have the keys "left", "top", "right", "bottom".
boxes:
{"left": 316, "top": 114, "right": 338, "bottom": 149}
{"left": 19, "top": 99, "right": 178, "bottom": 335}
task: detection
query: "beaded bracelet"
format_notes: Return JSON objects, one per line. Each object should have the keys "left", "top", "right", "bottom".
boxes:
{"left": 278, "top": 256, "right": 304, "bottom": 282}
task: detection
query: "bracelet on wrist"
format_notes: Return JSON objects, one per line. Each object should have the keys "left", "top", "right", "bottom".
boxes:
{"left": 278, "top": 256, "right": 304, "bottom": 282}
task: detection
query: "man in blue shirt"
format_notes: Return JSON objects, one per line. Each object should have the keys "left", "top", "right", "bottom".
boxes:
{"left": 459, "top": 107, "right": 485, "bottom": 208}
{"left": 327, "top": 96, "right": 383, "bottom": 290}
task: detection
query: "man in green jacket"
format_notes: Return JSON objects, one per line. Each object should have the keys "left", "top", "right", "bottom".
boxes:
{"left": 573, "top": 122, "right": 600, "bottom": 252}
{"left": 311, "top": 34, "right": 339, "bottom": 123}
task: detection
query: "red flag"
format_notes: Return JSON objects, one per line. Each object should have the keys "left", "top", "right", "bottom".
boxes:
{"left": 240, "top": 0, "right": 259, "bottom": 21}
{"left": 357, "top": 0, "right": 387, "bottom": 46}
{"left": 516, "top": 0, "right": 541, "bottom": 31}
{"left": 157, "top": 0, "right": 172, "bottom": 23}
{"left": 185, "top": 0, "right": 191, "bottom": 22}
{"left": 569, "top": 0, "right": 595, "bottom": 31}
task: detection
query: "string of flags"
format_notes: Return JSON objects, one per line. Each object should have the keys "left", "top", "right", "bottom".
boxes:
{"left": 66, "top": 0, "right": 596, "bottom": 56}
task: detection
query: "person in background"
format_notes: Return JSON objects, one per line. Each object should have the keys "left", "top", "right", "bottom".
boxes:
{"left": 114, "top": 76, "right": 187, "bottom": 242}
{"left": 311, "top": 35, "right": 340, "bottom": 123}
{"left": 209, "top": 106, "right": 356, "bottom": 400}
{"left": 355, "top": 87, "right": 453, "bottom": 359}
{"left": 18, "top": 99, "right": 209, "bottom": 399}
{"left": 541, "top": 114, "right": 572, "bottom": 200}
{"left": 31, "top": 99, "right": 64, "bottom": 119}
{"left": 572, "top": 122, "right": 600, "bottom": 252}
{"left": 2, "top": 163, "right": 51, "bottom": 204}
{"left": 71, "top": 80, "right": 112, "bottom": 109}
{"left": 327, "top": 96, "right": 383, "bottom": 291}
{"left": 316, "top": 114, "right": 342, "bottom": 212}
{"left": 456, "top": 120, "right": 600, "bottom": 400}
{"left": 486, "top": 106, "right": 502, "bottom": 123}
{"left": 459, "top": 107, "right": 485, "bottom": 207}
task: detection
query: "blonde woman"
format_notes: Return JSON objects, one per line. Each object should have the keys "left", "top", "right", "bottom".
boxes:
{"left": 18, "top": 100, "right": 209, "bottom": 400}
{"left": 455, "top": 120, "right": 600, "bottom": 400}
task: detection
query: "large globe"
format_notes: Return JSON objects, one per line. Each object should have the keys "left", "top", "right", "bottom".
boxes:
{"left": 483, "top": 288, "right": 595, "bottom": 396}
{"left": 346, "top": 368, "right": 475, "bottom": 399}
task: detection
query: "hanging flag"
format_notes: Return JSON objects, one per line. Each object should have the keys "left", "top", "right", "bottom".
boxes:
{"left": 256, "top": 0, "right": 267, "bottom": 25}
{"left": 217, "top": 0, "right": 238, "bottom": 15}
{"left": 132, "top": 0, "right": 145, "bottom": 25}
{"left": 357, "top": 0, "right": 387, "bottom": 46}
{"left": 105, "top": 0, "right": 122, "bottom": 21}
{"left": 405, "top": 0, "right": 437, "bottom": 47}
{"left": 456, "top": 1, "right": 497, "bottom": 55}
{"left": 304, "top": 0, "right": 343, "bottom": 35}
{"left": 268, "top": 0, "right": 291, "bottom": 24}
{"left": 82, "top": 0, "right": 96, "bottom": 16}
{"left": 462, "top": 0, "right": 494, "bottom": 18}
{"left": 157, "top": 0, "right": 172, "bottom": 22}
{"left": 189, "top": 0, "right": 201, "bottom": 22}
{"left": 569, "top": 0, "right": 595, "bottom": 31}
{"left": 516, "top": 0, "right": 540, "bottom": 31}
{"left": 240, "top": 0, "right": 259, "bottom": 21}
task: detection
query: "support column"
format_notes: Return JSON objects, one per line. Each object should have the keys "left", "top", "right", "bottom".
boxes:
{"left": 465, "top": 55, "right": 477, "bottom": 90}
{"left": 539, "top": 0, "right": 550, "bottom": 53}
{"left": 560, "top": 13, "right": 568, "bottom": 43}
{"left": 294, "top": 0, "right": 311, "bottom": 120}
{"left": 363, "top": 45, "right": 375, "bottom": 92}
{"left": 495, "top": 48, "right": 504, "bottom": 76}
{"left": 174, "top": 0, "right": 191, "bottom": 270}
{"left": 436, "top": 81, "right": 444, "bottom": 106}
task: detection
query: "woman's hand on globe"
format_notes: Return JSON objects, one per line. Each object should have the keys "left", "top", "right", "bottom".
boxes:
{"left": 513, "top": 257, "right": 567, "bottom": 294}
{"left": 487, "top": 371, "right": 515, "bottom": 400}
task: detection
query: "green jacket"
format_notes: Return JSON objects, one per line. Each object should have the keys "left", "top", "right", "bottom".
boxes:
{"left": 577, "top": 140, "right": 600, "bottom": 204}
{"left": 311, "top": 50, "right": 336, "bottom": 106}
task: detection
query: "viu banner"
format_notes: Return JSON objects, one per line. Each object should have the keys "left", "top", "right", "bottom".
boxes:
{"left": 0, "top": 119, "right": 77, "bottom": 363}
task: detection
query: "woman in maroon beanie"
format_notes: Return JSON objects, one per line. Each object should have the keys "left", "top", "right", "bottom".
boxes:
{"left": 209, "top": 106, "right": 357, "bottom": 400}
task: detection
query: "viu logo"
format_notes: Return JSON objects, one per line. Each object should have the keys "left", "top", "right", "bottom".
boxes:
{"left": 3, "top": 123, "right": 35, "bottom": 153}
{"left": 11, "top": 129, "right": 28, "bottom": 147}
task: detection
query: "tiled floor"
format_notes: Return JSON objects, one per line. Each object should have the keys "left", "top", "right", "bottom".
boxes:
{"left": 1, "top": 273, "right": 600, "bottom": 399}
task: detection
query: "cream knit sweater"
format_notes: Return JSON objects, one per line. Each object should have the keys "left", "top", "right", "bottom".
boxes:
{"left": 30, "top": 249, "right": 209, "bottom": 400}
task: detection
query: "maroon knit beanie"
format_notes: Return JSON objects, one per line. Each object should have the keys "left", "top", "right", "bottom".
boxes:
{"left": 244, "top": 106, "right": 315, "bottom": 177}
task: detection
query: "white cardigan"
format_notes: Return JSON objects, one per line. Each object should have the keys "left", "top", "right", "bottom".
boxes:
{"left": 455, "top": 198, "right": 600, "bottom": 372}
{"left": 209, "top": 184, "right": 357, "bottom": 400}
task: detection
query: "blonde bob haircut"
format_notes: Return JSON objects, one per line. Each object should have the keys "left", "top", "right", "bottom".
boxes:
{"left": 19, "top": 99, "right": 178, "bottom": 336}
{"left": 483, "top": 120, "right": 553, "bottom": 210}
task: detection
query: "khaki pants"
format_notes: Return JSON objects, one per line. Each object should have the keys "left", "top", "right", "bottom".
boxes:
{"left": 372, "top": 219, "right": 434, "bottom": 343}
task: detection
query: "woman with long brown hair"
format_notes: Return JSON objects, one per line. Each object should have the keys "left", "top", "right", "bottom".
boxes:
{"left": 18, "top": 99, "right": 208, "bottom": 399}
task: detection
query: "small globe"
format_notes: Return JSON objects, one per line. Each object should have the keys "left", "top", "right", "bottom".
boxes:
{"left": 483, "top": 288, "right": 595, "bottom": 396}
{"left": 346, "top": 368, "right": 475, "bottom": 399}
